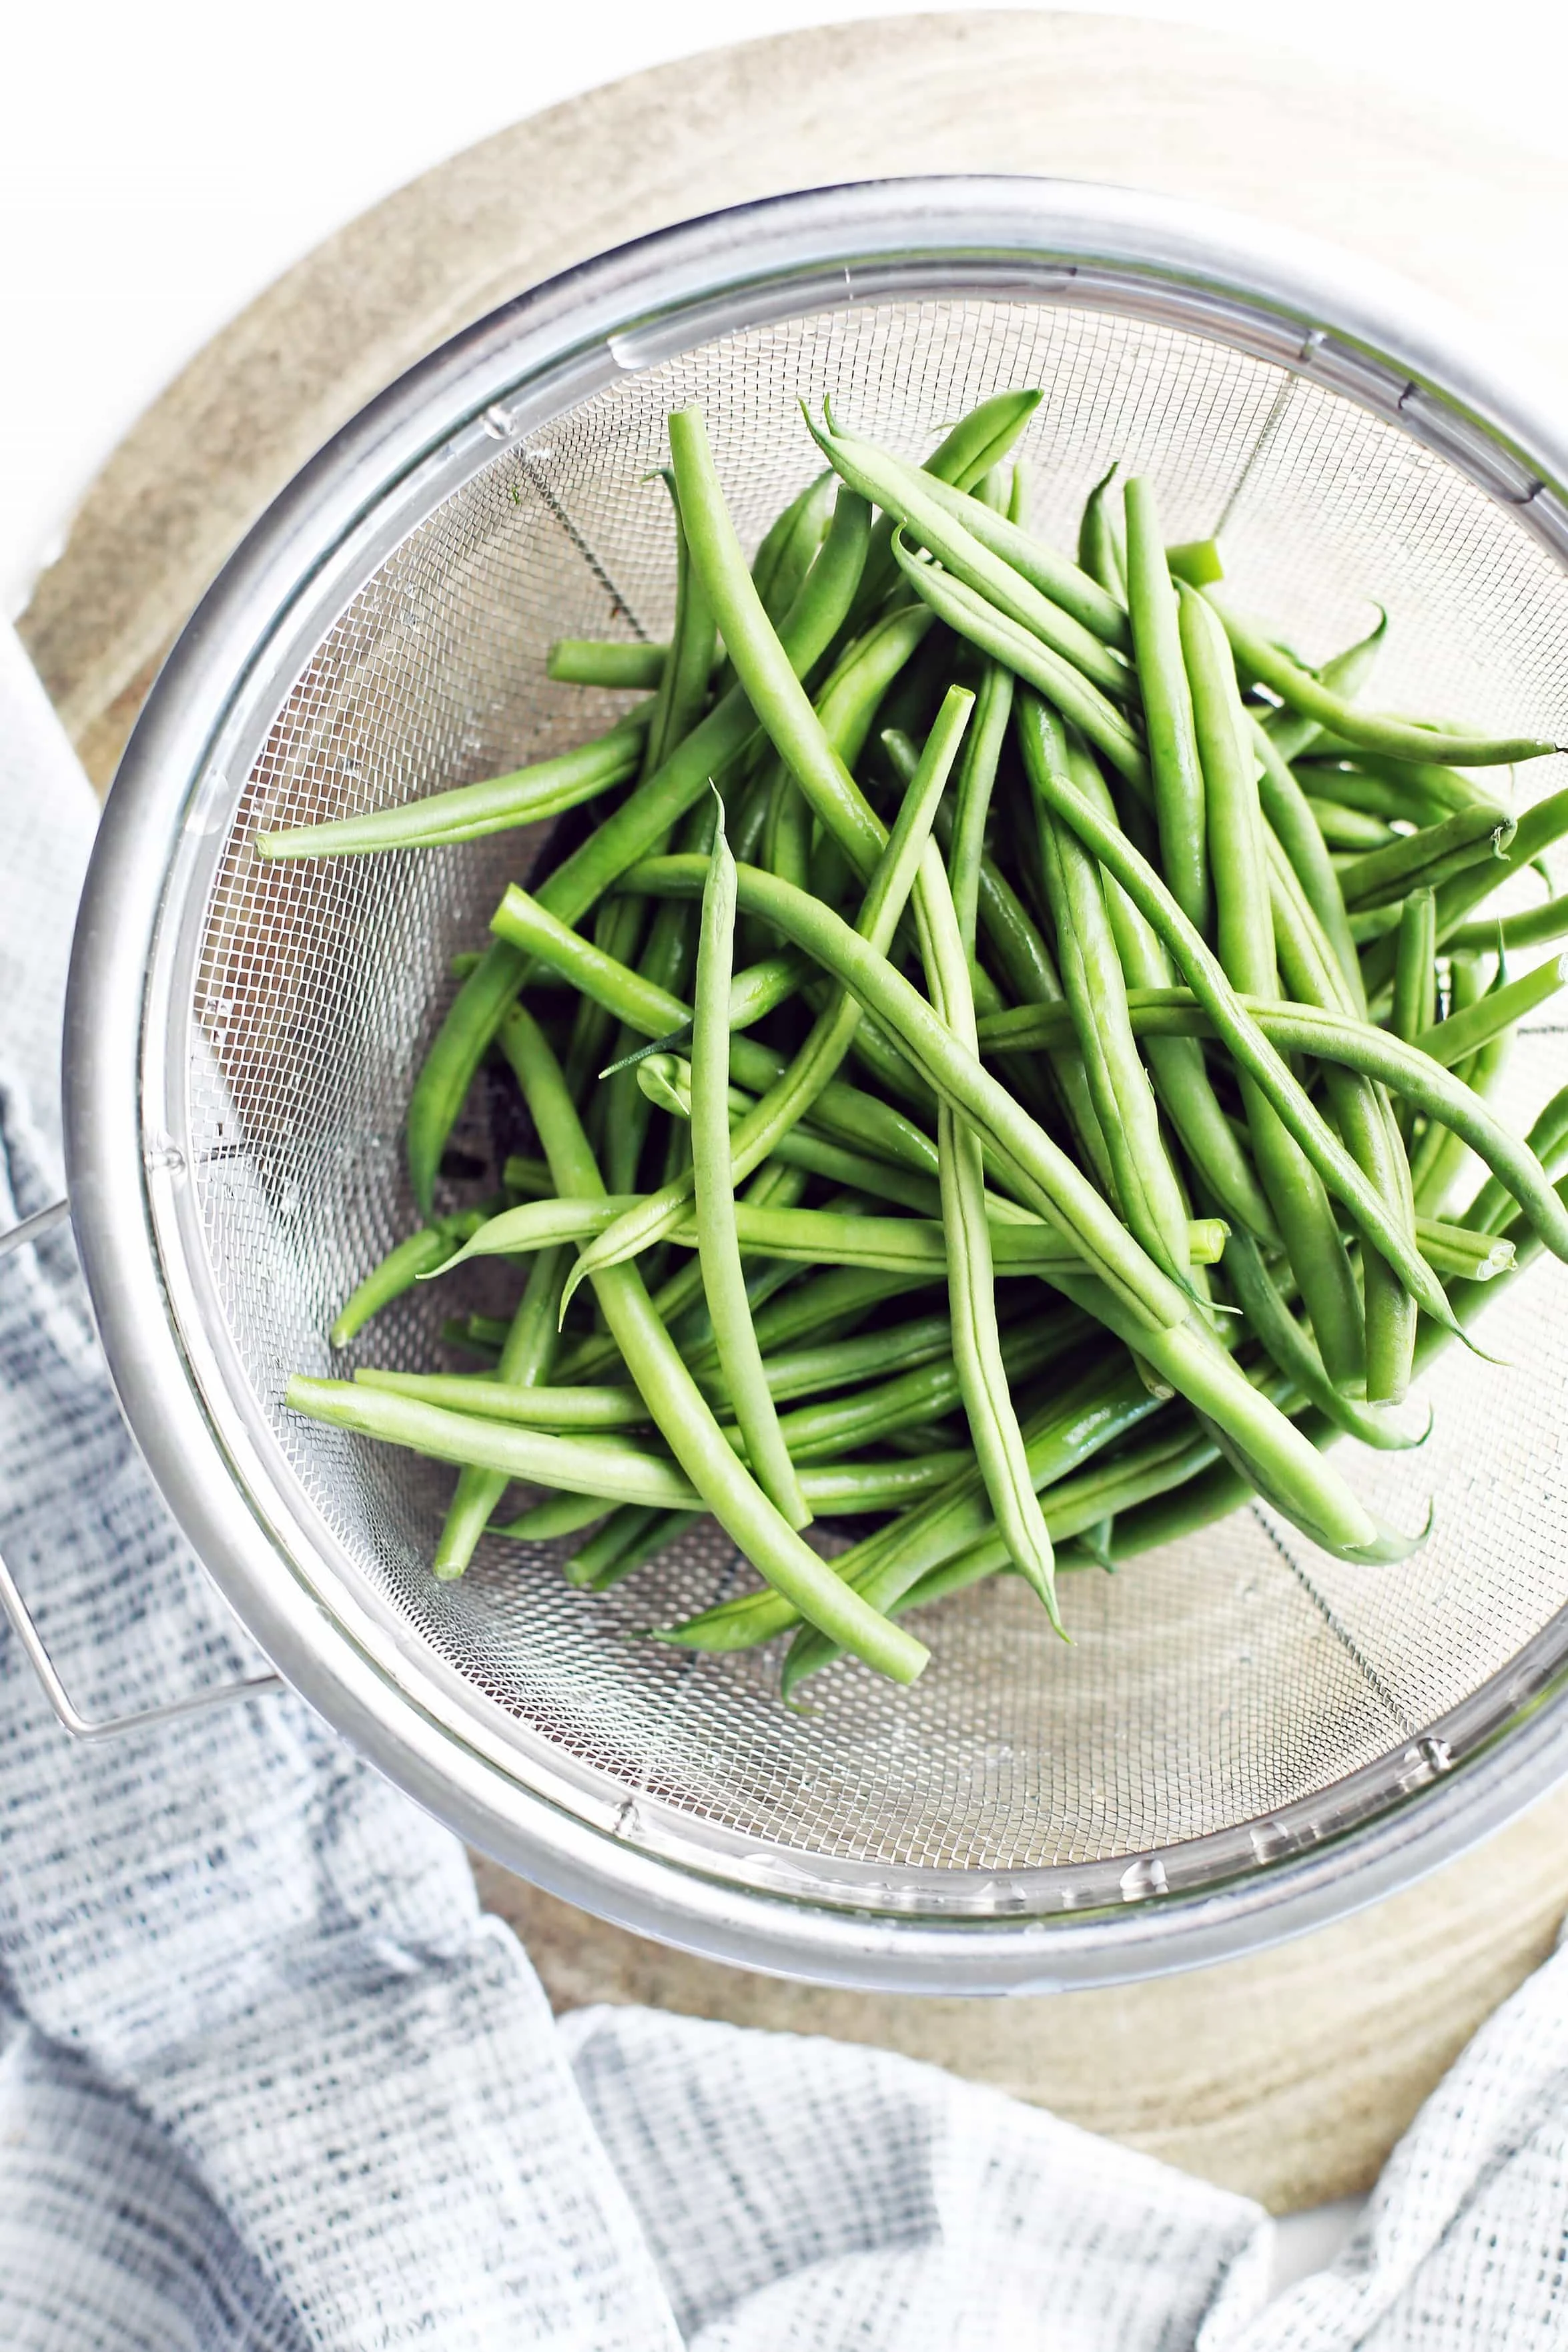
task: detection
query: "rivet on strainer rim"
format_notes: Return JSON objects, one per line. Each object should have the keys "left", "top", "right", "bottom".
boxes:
{"left": 9, "top": 178, "right": 1568, "bottom": 1993}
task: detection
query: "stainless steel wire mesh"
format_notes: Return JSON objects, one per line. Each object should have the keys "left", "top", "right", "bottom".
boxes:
{"left": 176, "top": 286, "right": 1568, "bottom": 1915}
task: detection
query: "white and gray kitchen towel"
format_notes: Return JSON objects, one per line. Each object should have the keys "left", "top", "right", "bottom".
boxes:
{"left": 1, "top": 617, "right": 1565, "bottom": 2349}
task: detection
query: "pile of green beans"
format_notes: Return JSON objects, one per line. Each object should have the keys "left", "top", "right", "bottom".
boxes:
{"left": 266, "top": 386, "right": 1568, "bottom": 1695}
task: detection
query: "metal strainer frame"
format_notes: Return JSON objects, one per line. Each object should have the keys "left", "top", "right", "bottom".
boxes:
{"left": 47, "top": 177, "right": 1568, "bottom": 1992}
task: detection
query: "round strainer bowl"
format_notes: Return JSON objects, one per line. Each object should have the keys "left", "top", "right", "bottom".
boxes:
{"left": 63, "top": 177, "right": 1568, "bottom": 1992}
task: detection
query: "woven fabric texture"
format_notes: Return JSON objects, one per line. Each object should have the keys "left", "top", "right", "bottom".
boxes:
{"left": 0, "top": 620, "right": 1563, "bottom": 2347}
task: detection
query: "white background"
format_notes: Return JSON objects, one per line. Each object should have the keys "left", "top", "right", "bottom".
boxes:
{"left": 3, "top": 0, "right": 1567, "bottom": 616}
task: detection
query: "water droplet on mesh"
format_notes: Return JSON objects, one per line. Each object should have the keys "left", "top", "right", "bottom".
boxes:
{"left": 144, "top": 1133, "right": 185, "bottom": 1179}
{"left": 1419, "top": 1735, "right": 1453, "bottom": 1774}
{"left": 480, "top": 403, "right": 513, "bottom": 440}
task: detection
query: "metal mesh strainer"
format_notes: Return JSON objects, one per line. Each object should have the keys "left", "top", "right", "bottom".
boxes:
{"left": 58, "top": 180, "right": 1568, "bottom": 1990}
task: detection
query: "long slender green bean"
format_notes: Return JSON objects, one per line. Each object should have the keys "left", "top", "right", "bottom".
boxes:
{"left": 1078, "top": 464, "right": 1126, "bottom": 602}
{"left": 1360, "top": 787, "right": 1568, "bottom": 996}
{"left": 917, "top": 838, "right": 1062, "bottom": 1620}
{"left": 432, "top": 1242, "right": 570, "bottom": 1577}
{"left": 1180, "top": 582, "right": 1366, "bottom": 1389}
{"left": 1125, "top": 478, "right": 1208, "bottom": 933}
{"left": 693, "top": 798, "right": 811, "bottom": 1527}
{"left": 1024, "top": 702, "right": 1193, "bottom": 1279}
{"left": 1262, "top": 609, "right": 1387, "bottom": 763}
{"left": 1336, "top": 805, "right": 1517, "bottom": 911}
{"left": 1250, "top": 718, "right": 1364, "bottom": 1010}
{"left": 1210, "top": 595, "right": 1558, "bottom": 766}
{"left": 255, "top": 713, "right": 651, "bottom": 861}
{"left": 844, "top": 388, "right": 1044, "bottom": 629}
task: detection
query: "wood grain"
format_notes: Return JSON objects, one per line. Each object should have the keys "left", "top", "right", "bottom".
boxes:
{"left": 21, "top": 10, "right": 1568, "bottom": 2211}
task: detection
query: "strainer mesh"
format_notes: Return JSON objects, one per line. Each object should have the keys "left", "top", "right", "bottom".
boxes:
{"left": 183, "top": 294, "right": 1568, "bottom": 1890}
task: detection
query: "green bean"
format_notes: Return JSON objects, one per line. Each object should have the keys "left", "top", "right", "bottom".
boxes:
{"left": 546, "top": 640, "right": 667, "bottom": 691}
{"left": 291, "top": 1377, "right": 702, "bottom": 1507}
{"left": 1078, "top": 464, "right": 1126, "bottom": 602}
{"left": 254, "top": 713, "right": 651, "bottom": 861}
{"left": 1165, "top": 538, "right": 1224, "bottom": 589}
{"left": 1336, "top": 805, "right": 1517, "bottom": 911}
{"left": 949, "top": 652, "right": 1016, "bottom": 961}
{"left": 1310, "top": 800, "right": 1399, "bottom": 851}
{"left": 871, "top": 446, "right": 1131, "bottom": 650}
{"left": 1307, "top": 745, "right": 1507, "bottom": 817}
{"left": 432, "top": 1242, "right": 570, "bottom": 1577}
{"left": 751, "top": 470, "right": 837, "bottom": 624}
{"left": 767, "top": 1310, "right": 1084, "bottom": 1461}
{"left": 1415, "top": 1220, "right": 1515, "bottom": 1280}
{"left": 917, "top": 841, "right": 1062, "bottom": 1621}
{"left": 743, "top": 1265, "right": 939, "bottom": 1359}
{"left": 663, "top": 1350, "right": 1152, "bottom": 1653}
{"left": 750, "top": 1311, "right": 956, "bottom": 1403}
{"left": 1018, "top": 735, "right": 1466, "bottom": 1340}
{"left": 692, "top": 799, "right": 811, "bottom": 1527}
{"left": 1360, "top": 788, "right": 1568, "bottom": 997}
{"left": 1393, "top": 891, "right": 1438, "bottom": 1049}
{"left": 815, "top": 604, "right": 937, "bottom": 773}
{"left": 1249, "top": 719, "right": 1364, "bottom": 1010}
{"left": 505, "top": 1005, "right": 927, "bottom": 1675}
{"left": 359, "top": 1370, "right": 649, "bottom": 1429}
{"left": 558, "top": 683, "right": 973, "bottom": 1302}
{"left": 1209, "top": 595, "right": 1557, "bottom": 767}
{"left": 455, "top": 1191, "right": 1224, "bottom": 1280}
{"left": 1181, "top": 582, "right": 1366, "bottom": 1389}
{"left": 844, "top": 388, "right": 1046, "bottom": 629}
{"left": 494, "top": 1490, "right": 615, "bottom": 1542}
{"left": 1024, "top": 703, "right": 1193, "bottom": 1280}
{"left": 1446, "top": 893, "right": 1568, "bottom": 953}
{"left": 1125, "top": 478, "right": 1208, "bottom": 933}
{"left": 328, "top": 1204, "right": 500, "bottom": 1347}
{"left": 763, "top": 762, "right": 811, "bottom": 893}
{"left": 889, "top": 533, "right": 1152, "bottom": 793}
{"left": 403, "top": 478, "right": 871, "bottom": 1211}
{"left": 1413, "top": 954, "right": 1567, "bottom": 1065}
{"left": 1262, "top": 608, "right": 1387, "bottom": 763}
{"left": 639, "top": 471, "right": 719, "bottom": 781}
{"left": 1411, "top": 1028, "right": 1511, "bottom": 1218}
{"left": 570, "top": 1506, "right": 703, "bottom": 1591}
{"left": 806, "top": 412, "right": 1134, "bottom": 699}
{"left": 1264, "top": 831, "right": 1417, "bottom": 1402}
{"left": 977, "top": 989, "right": 1568, "bottom": 1260}
{"left": 1299, "top": 762, "right": 1456, "bottom": 829}
{"left": 440, "top": 1314, "right": 504, "bottom": 1361}
{"left": 1467, "top": 1085, "right": 1568, "bottom": 1234}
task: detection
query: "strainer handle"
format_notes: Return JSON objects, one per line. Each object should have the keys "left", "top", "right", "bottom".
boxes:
{"left": 0, "top": 1196, "right": 284, "bottom": 1740}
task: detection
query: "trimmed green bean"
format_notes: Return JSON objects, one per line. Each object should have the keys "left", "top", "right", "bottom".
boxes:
{"left": 1336, "top": 805, "right": 1517, "bottom": 911}
{"left": 546, "top": 640, "right": 667, "bottom": 691}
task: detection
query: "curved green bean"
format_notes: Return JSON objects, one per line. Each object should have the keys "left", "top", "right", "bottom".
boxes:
{"left": 546, "top": 639, "right": 668, "bottom": 690}
{"left": 1210, "top": 595, "right": 1557, "bottom": 766}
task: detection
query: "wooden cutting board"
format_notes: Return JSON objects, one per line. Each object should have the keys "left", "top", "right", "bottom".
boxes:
{"left": 23, "top": 11, "right": 1568, "bottom": 2213}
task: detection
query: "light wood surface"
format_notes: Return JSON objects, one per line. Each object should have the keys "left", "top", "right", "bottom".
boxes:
{"left": 22, "top": 11, "right": 1568, "bottom": 2212}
